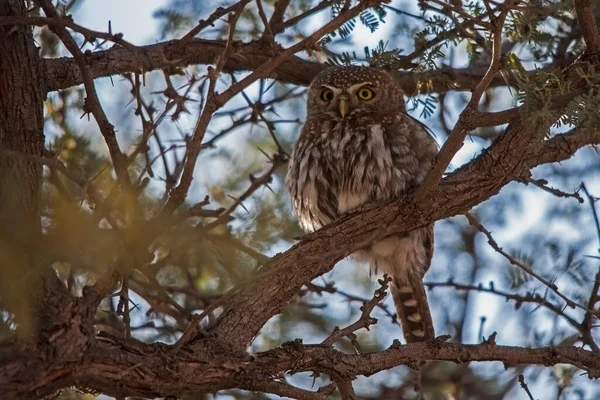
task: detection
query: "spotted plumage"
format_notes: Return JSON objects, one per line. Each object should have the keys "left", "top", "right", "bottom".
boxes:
{"left": 286, "top": 66, "right": 438, "bottom": 343}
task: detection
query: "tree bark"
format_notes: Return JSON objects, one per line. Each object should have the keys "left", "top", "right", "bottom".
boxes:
{"left": 0, "top": 0, "right": 45, "bottom": 335}
{"left": 0, "top": 0, "right": 44, "bottom": 241}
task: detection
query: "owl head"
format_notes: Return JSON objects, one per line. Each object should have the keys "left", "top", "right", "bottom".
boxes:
{"left": 306, "top": 66, "right": 406, "bottom": 118}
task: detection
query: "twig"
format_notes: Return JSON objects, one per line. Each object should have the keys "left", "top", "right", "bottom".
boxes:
{"left": 522, "top": 178, "right": 584, "bottom": 203}
{"left": 416, "top": 0, "right": 516, "bottom": 197}
{"left": 425, "top": 0, "right": 492, "bottom": 29}
{"left": 465, "top": 213, "right": 595, "bottom": 314}
{"left": 129, "top": 274, "right": 189, "bottom": 324}
{"left": 164, "top": 196, "right": 226, "bottom": 225}
{"left": 202, "top": 152, "right": 288, "bottom": 230}
{"left": 399, "top": 3, "right": 495, "bottom": 67}
{"left": 161, "top": 4, "right": 247, "bottom": 215}
{"left": 0, "top": 148, "right": 119, "bottom": 229}
{"left": 206, "top": 233, "right": 269, "bottom": 265}
{"left": 0, "top": 15, "right": 151, "bottom": 65}
{"left": 304, "top": 282, "right": 399, "bottom": 324}
{"left": 116, "top": 275, "right": 131, "bottom": 338}
{"left": 269, "top": 0, "right": 291, "bottom": 30}
{"left": 425, "top": 280, "right": 582, "bottom": 332}
{"left": 581, "top": 269, "right": 600, "bottom": 351}
{"left": 0, "top": 148, "right": 84, "bottom": 185}
{"left": 179, "top": 0, "right": 252, "bottom": 44}
{"left": 580, "top": 183, "right": 600, "bottom": 351}
{"left": 574, "top": 0, "right": 600, "bottom": 53}
{"left": 256, "top": 0, "right": 275, "bottom": 43}
{"left": 321, "top": 276, "right": 391, "bottom": 347}
{"left": 478, "top": 316, "right": 487, "bottom": 342}
{"left": 581, "top": 183, "right": 600, "bottom": 251}
{"left": 271, "top": 0, "right": 335, "bottom": 34}
{"left": 518, "top": 374, "right": 536, "bottom": 400}
{"left": 235, "top": 78, "right": 289, "bottom": 157}
{"left": 162, "top": 0, "right": 388, "bottom": 214}
{"left": 36, "top": 0, "right": 131, "bottom": 186}
{"left": 171, "top": 314, "right": 201, "bottom": 354}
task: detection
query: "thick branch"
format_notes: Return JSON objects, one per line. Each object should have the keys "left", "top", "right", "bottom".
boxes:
{"left": 574, "top": 0, "right": 600, "bottom": 53}
{"left": 42, "top": 38, "right": 547, "bottom": 95}
{"left": 207, "top": 122, "right": 600, "bottom": 349}
{"left": 2, "top": 334, "right": 599, "bottom": 399}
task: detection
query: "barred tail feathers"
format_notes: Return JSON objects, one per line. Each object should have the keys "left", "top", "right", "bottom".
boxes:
{"left": 390, "top": 275, "right": 434, "bottom": 343}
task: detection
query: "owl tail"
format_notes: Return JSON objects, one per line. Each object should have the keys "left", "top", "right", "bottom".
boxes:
{"left": 390, "top": 275, "right": 435, "bottom": 343}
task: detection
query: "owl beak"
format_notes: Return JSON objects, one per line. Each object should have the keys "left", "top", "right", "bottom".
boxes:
{"left": 338, "top": 98, "right": 349, "bottom": 118}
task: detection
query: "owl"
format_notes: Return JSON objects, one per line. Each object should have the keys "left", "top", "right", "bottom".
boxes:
{"left": 286, "top": 66, "right": 438, "bottom": 343}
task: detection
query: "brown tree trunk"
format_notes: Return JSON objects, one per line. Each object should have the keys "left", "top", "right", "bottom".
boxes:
{"left": 0, "top": 0, "right": 45, "bottom": 335}
{"left": 0, "top": 0, "right": 44, "bottom": 242}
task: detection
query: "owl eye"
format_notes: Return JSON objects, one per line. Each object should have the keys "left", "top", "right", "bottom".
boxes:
{"left": 320, "top": 89, "right": 334, "bottom": 102}
{"left": 357, "top": 87, "right": 375, "bottom": 101}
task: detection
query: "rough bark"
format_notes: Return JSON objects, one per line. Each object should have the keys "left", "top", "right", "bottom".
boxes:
{"left": 0, "top": 0, "right": 44, "bottom": 246}
{"left": 0, "top": 1, "right": 86, "bottom": 361}
{"left": 42, "top": 39, "right": 530, "bottom": 95}
{"left": 0, "top": 0, "right": 47, "bottom": 337}
{"left": 2, "top": 333, "right": 599, "bottom": 399}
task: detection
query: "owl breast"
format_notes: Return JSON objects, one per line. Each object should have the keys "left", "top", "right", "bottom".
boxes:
{"left": 287, "top": 112, "right": 435, "bottom": 232}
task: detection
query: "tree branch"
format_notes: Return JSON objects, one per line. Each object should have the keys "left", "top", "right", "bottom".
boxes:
{"left": 416, "top": 0, "right": 516, "bottom": 197}
{"left": 36, "top": 0, "right": 130, "bottom": 186}
{"left": 208, "top": 121, "right": 600, "bottom": 349}
{"left": 465, "top": 212, "right": 594, "bottom": 313}
{"left": 574, "top": 0, "right": 600, "bottom": 53}
{"left": 38, "top": 38, "right": 563, "bottom": 95}
{"left": 3, "top": 332, "right": 599, "bottom": 399}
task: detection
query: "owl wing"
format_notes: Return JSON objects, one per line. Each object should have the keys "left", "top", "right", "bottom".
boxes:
{"left": 404, "top": 112, "right": 438, "bottom": 140}
{"left": 384, "top": 112, "right": 439, "bottom": 193}
{"left": 286, "top": 118, "right": 339, "bottom": 231}
{"left": 381, "top": 113, "right": 438, "bottom": 342}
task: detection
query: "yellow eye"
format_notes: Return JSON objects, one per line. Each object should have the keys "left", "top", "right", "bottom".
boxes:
{"left": 357, "top": 87, "right": 375, "bottom": 100}
{"left": 320, "top": 89, "right": 334, "bottom": 102}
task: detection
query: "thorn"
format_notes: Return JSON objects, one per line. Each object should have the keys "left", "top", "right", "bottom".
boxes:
{"left": 264, "top": 183, "right": 275, "bottom": 194}
{"left": 483, "top": 331, "right": 497, "bottom": 346}
{"left": 255, "top": 145, "right": 273, "bottom": 161}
